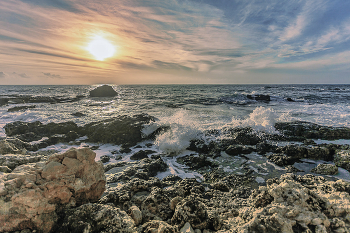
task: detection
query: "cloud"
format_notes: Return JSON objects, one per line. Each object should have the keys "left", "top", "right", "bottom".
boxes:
{"left": 0, "top": 71, "right": 5, "bottom": 78}
{"left": 43, "top": 72, "right": 62, "bottom": 79}
{"left": 12, "top": 72, "right": 30, "bottom": 78}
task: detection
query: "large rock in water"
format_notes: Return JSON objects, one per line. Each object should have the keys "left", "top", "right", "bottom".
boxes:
{"left": 0, "top": 148, "right": 106, "bottom": 233}
{"left": 89, "top": 85, "right": 118, "bottom": 97}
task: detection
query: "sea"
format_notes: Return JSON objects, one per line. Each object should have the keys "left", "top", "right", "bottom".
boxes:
{"left": 1, "top": 84, "right": 350, "bottom": 182}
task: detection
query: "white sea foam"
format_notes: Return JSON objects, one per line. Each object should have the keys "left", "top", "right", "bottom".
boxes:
{"left": 143, "top": 110, "right": 204, "bottom": 154}
{"left": 227, "top": 106, "right": 289, "bottom": 134}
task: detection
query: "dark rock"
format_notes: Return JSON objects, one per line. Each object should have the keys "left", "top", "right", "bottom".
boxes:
{"left": 162, "top": 175, "right": 182, "bottom": 187}
{"left": 256, "top": 142, "right": 277, "bottom": 155}
{"left": 311, "top": 164, "right": 338, "bottom": 175}
{"left": 142, "top": 158, "right": 168, "bottom": 177}
{"left": 83, "top": 114, "right": 155, "bottom": 146}
{"left": 225, "top": 128, "right": 261, "bottom": 145}
{"left": 267, "top": 153, "right": 298, "bottom": 166}
{"left": 7, "top": 105, "right": 36, "bottom": 112}
{"left": 285, "top": 165, "right": 303, "bottom": 173}
{"left": 225, "top": 145, "right": 253, "bottom": 156}
{"left": 100, "top": 155, "right": 111, "bottom": 163}
{"left": 130, "top": 150, "right": 157, "bottom": 160}
{"left": 247, "top": 94, "right": 271, "bottom": 101}
{"left": 334, "top": 150, "right": 350, "bottom": 172}
{"left": 286, "top": 97, "right": 295, "bottom": 102}
{"left": 55, "top": 203, "right": 136, "bottom": 233}
{"left": 176, "top": 154, "right": 218, "bottom": 169}
{"left": 89, "top": 85, "right": 118, "bottom": 97}
{"left": 0, "top": 98, "right": 9, "bottom": 106}
{"left": 71, "top": 112, "right": 86, "bottom": 117}
{"left": 65, "top": 131, "right": 79, "bottom": 142}
{"left": 275, "top": 121, "right": 350, "bottom": 140}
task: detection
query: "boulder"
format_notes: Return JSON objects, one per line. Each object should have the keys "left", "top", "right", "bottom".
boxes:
{"left": 334, "top": 150, "right": 350, "bottom": 172}
{"left": 89, "top": 85, "right": 118, "bottom": 97}
{"left": 311, "top": 164, "right": 338, "bottom": 175}
{"left": 55, "top": 203, "right": 136, "bottom": 233}
{"left": 0, "top": 148, "right": 106, "bottom": 233}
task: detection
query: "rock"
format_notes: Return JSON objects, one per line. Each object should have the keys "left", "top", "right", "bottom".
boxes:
{"left": 311, "top": 164, "right": 338, "bottom": 175}
{"left": 275, "top": 121, "right": 350, "bottom": 140}
{"left": 128, "top": 205, "right": 142, "bottom": 225}
{"left": 247, "top": 94, "right": 271, "bottom": 101}
{"left": 286, "top": 97, "right": 295, "bottom": 102}
{"left": 228, "top": 174, "right": 350, "bottom": 232}
{"left": 224, "top": 128, "right": 261, "bottom": 145}
{"left": 334, "top": 150, "right": 350, "bottom": 172}
{"left": 0, "top": 165, "right": 11, "bottom": 173}
{"left": 0, "top": 138, "right": 33, "bottom": 154}
{"left": 176, "top": 155, "right": 218, "bottom": 170}
{"left": 142, "top": 158, "right": 168, "bottom": 177}
{"left": 130, "top": 150, "right": 156, "bottom": 160}
{"left": 89, "top": 85, "right": 118, "bottom": 97}
{"left": 0, "top": 98, "right": 9, "bottom": 106}
{"left": 180, "top": 222, "right": 195, "bottom": 233}
{"left": 267, "top": 153, "right": 298, "bottom": 166}
{"left": 171, "top": 196, "right": 211, "bottom": 230}
{"left": 0, "top": 148, "right": 106, "bottom": 233}
{"left": 0, "top": 154, "right": 42, "bottom": 170}
{"left": 225, "top": 145, "right": 253, "bottom": 156}
{"left": 71, "top": 112, "right": 86, "bottom": 117}
{"left": 55, "top": 203, "right": 136, "bottom": 233}
{"left": 83, "top": 114, "right": 155, "bottom": 146}
{"left": 100, "top": 155, "right": 111, "bottom": 163}
{"left": 7, "top": 105, "right": 36, "bottom": 112}
{"left": 140, "top": 220, "right": 177, "bottom": 233}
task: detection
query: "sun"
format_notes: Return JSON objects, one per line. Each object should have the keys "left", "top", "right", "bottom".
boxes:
{"left": 86, "top": 35, "right": 116, "bottom": 61}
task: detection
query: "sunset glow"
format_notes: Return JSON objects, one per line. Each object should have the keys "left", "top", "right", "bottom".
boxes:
{"left": 86, "top": 36, "right": 116, "bottom": 61}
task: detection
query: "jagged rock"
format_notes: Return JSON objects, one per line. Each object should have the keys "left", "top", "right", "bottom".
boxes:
{"left": 55, "top": 203, "right": 136, "bottom": 233}
{"left": 140, "top": 220, "right": 177, "bottom": 233}
{"left": 99, "top": 155, "right": 111, "bottom": 163}
{"left": 89, "top": 85, "right": 118, "bottom": 97}
{"left": 130, "top": 150, "right": 156, "bottom": 160}
{"left": 225, "top": 174, "right": 350, "bottom": 233}
{"left": 176, "top": 155, "right": 218, "bottom": 170}
{"left": 0, "top": 148, "right": 106, "bottom": 233}
{"left": 225, "top": 145, "right": 253, "bottom": 156}
{"left": 180, "top": 222, "right": 195, "bottom": 233}
{"left": 0, "top": 165, "right": 11, "bottom": 173}
{"left": 275, "top": 121, "right": 350, "bottom": 140}
{"left": 83, "top": 114, "right": 155, "bottom": 146}
{"left": 311, "top": 164, "right": 338, "bottom": 175}
{"left": 0, "top": 154, "right": 42, "bottom": 170}
{"left": 0, "top": 138, "right": 33, "bottom": 154}
{"left": 267, "top": 153, "right": 298, "bottom": 166}
{"left": 334, "top": 150, "right": 350, "bottom": 172}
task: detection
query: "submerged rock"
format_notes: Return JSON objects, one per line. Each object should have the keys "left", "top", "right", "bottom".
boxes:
{"left": 7, "top": 105, "right": 36, "bottom": 112}
{"left": 0, "top": 148, "right": 106, "bottom": 233}
{"left": 247, "top": 94, "right": 271, "bottom": 101}
{"left": 89, "top": 85, "right": 118, "bottom": 97}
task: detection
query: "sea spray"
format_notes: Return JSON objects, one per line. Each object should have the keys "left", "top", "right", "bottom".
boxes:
{"left": 142, "top": 110, "right": 204, "bottom": 154}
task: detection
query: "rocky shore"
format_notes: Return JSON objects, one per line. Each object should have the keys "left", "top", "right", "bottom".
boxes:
{"left": 1, "top": 117, "right": 350, "bottom": 232}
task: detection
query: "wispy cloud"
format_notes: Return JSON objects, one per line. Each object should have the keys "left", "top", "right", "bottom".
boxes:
{"left": 0, "top": 71, "right": 6, "bottom": 78}
{"left": 43, "top": 72, "right": 62, "bottom": 79}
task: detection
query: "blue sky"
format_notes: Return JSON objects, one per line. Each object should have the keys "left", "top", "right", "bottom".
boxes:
{"left": 0, "top": 0, "right": 349, "bottom": 84}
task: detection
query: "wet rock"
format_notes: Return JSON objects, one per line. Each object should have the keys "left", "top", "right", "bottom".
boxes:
{"left": 225, "top": 145, "right": 253, "bottom": 156}
{"left": 0, "top": 148, "right": 106, "bottom": 233}
{"left": 256, "top": 142, "right": 277, "bottom": 155}
{"left": 224, "top": 128, "right": 261, "bottom": 145}
{"left": 162, "top": 175, "right": 182, "bottom": 187}
{"left": 285, "top": 165, "right": 304, "bottom": 173}
{"left": 334, "top": 150, "right": 350, "bottom": 171}
{"left": 286, "top": 97, "right": 295, "bottom": 102}
{"left": 141, "top": 158, "right": 168, "bottom": 177}
{"left": 311, "top": 164, "right": 338, "bottom": 175}
{"left": 7, "top": 105, "right": 36, "bottom": 112}
{"left": 275, "top": 121, "right": 350, "bottom": 140}
{"left": 55, "top": 203, "right": 136, "bottom": 233}
{"left": 140, "top": 220, "right": 177, "bottom": 233}
{"left": 141, "top": 187, "right": 173, "bottom": 221}
{"left": 267, "top": 153, "right": 298, "bottom": 166}
{"left": 0, "top": 98, "right": 9, "bottom": 106}
{"left": 307, "top": 146, "right": 333, "bottom": 161}
{"left": 247, "top": 94, "right": 271, "bottom": 101}
{"left": 83, "top": 114, "right": 155, "bottom": 146}
{"left": 100, "top": 155, "right": 111, "bottom": 163}
{"left": 71, "top": 112, "right": 86, "bottom": 117}
{"left": 0, "top": 165, "right": 11, "bottom": 173}
{"left": 130, "top": 150, "right": 157, "bottom": 160}
{"left": 176, "top": 155, "right": 218, "bottom": 170}
{"left": 89, "top": 85, "right": 118, "bottom": 97}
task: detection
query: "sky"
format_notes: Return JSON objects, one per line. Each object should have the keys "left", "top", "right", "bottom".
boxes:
{"left": 0, "top": 0, "right": 350, "bottom": 85}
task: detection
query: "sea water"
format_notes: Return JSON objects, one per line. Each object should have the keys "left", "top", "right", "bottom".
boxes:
{"left": 1, "top": 84, "right": 350, "bottom": 181}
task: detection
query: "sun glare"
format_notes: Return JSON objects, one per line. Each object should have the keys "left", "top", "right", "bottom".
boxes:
{"left": 87, "top": 35, "right": 116, "bottom": 61}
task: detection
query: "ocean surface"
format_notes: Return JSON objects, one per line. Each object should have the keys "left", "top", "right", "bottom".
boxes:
{"left": 1, "top": 84, "right": 350, "bottom": 181}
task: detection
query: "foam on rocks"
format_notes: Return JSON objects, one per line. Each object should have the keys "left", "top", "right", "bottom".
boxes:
{"left": 0, "top": 148, "right": 106, "bottom": 233}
